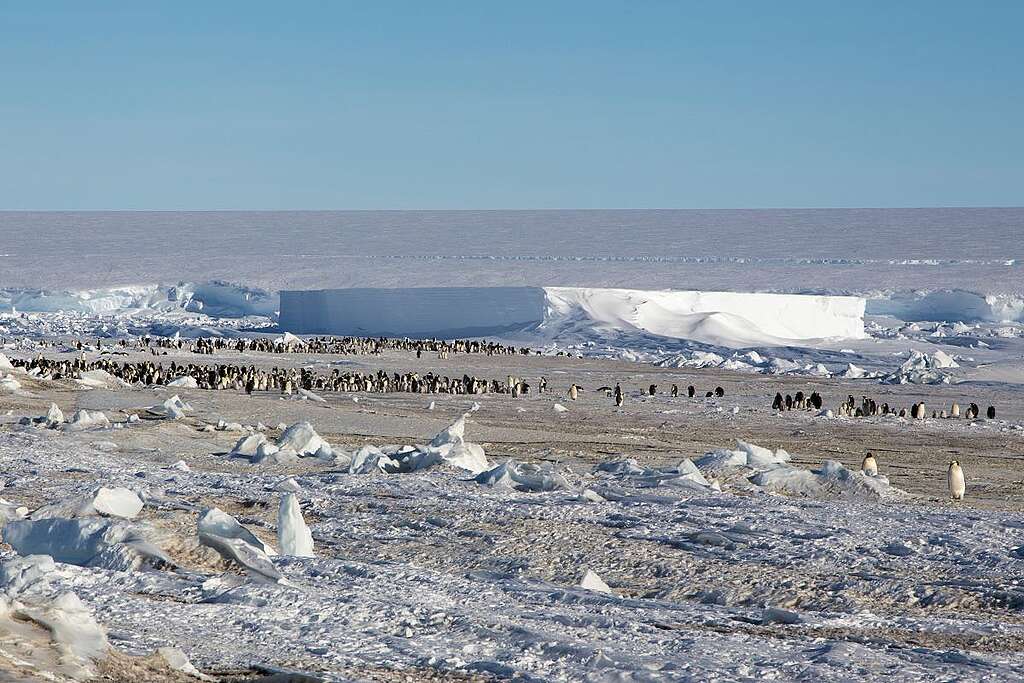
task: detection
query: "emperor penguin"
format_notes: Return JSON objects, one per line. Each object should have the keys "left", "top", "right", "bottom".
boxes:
{"left": 947, "top": 460, "right": 966, "bottom": 501}
{"left": 861, "top": 452, "right": 878, "bottom": 477}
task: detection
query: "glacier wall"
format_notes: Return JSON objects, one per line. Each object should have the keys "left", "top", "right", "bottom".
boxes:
{"left": 279, "top": 287, "right": 548, "bottom": 339}
{"left": 279, "top": 287, "right": 866, "bottom": 347}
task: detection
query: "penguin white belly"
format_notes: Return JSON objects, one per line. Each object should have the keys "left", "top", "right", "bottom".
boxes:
{"left": 861, "top": 456, "right": 878, "bottom": 477}
{"left": 948, "top": 464, "right": 966, "bottom": 500}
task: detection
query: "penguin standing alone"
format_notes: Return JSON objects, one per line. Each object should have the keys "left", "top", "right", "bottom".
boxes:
{"left": 861, "top": 453, "right": 878, "bottom": 477}
{"left": 948, "top": 460, "right": 966, "bottom": 501}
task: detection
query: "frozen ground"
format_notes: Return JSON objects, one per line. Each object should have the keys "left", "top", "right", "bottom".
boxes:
{"left": 0, "top": 208, "right": 1022, "bottom": 680}
{"left": 0, "top": 344, "right": 1023, "bottom": 681}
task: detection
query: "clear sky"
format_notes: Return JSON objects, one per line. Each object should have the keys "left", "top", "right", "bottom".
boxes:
{"left": 1, "top": 1, "right": 1021, "bottom": 210}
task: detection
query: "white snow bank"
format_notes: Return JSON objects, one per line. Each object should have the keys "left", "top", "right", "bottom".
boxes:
{"left": 197, "top": 508, "right": 275, "bottom": 556}
{"left": 0, "top": 498, "right": 29, "bottom": 524}
{"left": 0, "top": 557, "right": 109, "bottom": 680}
{"left": 687, "top": 440, "right": 904, "bottom": 501}
{"left": 277, "top": 331, "right": 306, "bottom": 347}
{"left": 265, "top": 413, "right": 490, "bottom": 475}
{"left": 62, "top": 409, "right": 111, "bottom": 431}
{"left": 30, "top": 486, "right": 143, "bottom": 520}
{"left": 197, "top": 508, "right": 282, "bottom": 584}
{"left": 656, "top": 349, "right": 841, "bottom": 378}
{"left": 750, "top": 459, "right": 899, "bottom": 501}
{"left": 20, "top": 403, "right": 65, "bottom": 429}
{"left": 277, "top": 494, "right": 314, "bottom": 558}
{"left": 157, "top": 647, "right": 214, "bottom": 681}
{"left": 881, "top": 350, "right": 958, "bottom": 385}
{"left": 167, "top": 375, "right": 199, "bottom": 388}
{"left": 149, "top": 395, "right": 193, "bottom": 419}
{"left": 578, "top": 570, "right": 613, "bottom": 594}
{"left": 694, "top": 440, "right": 791, "bottom": 475}
{"left": 276, "top": 422, "right": 332, "bottom": 458}
{"left": 840, "top": 363, "right": 878, "bottom": 379}
{"left": 347, "top": 413, "right": 489, "bottom": 475}
{"left": 3, "top": 517, "right": 170, "bottom": 570}
{"left": 0, "top": 374, "right": 22, "bottom": 394}
{"left": 423, "top": 414, "right": 489, "bottom": 473}
{"left": 230, "top": 432, "right": 269, "bottom": 458}
{"left": 76, "top": 369, "right": 129, "bottom": 390}
{"left": 473, "top": 459, "right": 570, "bottom": 492}
{"left": 233, "top": 423, "right": 335, "bottom": 464}
{"left": 595, "top": 457, "right": 718, "bottom": 493}
{"left": 196, "top": 531, "right": 283, "bottom": 584}
{"left": 541, "top": 287, "right": 865, "bottom": 348}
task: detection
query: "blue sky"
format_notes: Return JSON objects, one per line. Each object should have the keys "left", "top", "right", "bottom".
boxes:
{"left": 1, "top": 2, "right": 1021, "bottom": 209}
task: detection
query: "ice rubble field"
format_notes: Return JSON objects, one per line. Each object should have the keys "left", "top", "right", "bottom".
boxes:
{"left": 0, "top": 405, "right": 1023, "bottom": 681}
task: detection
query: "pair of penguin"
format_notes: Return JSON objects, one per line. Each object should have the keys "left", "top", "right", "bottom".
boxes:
{"left": 861, "top": 452, "right": 966, "bottom": 501}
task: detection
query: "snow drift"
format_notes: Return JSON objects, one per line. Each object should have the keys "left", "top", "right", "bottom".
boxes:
{"left": 540, "top": 288, "right": 865, "bottom": 348}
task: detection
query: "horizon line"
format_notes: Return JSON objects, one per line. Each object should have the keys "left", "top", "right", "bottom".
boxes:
{"left": 1, "top": 205, "right": 1022, "bottom": 213}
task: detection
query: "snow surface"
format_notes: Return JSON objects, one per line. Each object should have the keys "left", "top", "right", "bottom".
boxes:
{"left": 0, "top": 423, "right": 1021, "bottom": 681}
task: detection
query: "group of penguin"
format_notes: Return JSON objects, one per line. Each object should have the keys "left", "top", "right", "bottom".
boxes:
{"left": 123, "top": 335, "right": 531, "bottom": 358}
{"left": 771, "top": 390, "right": 824, "bottom": 412}
{"left": 770, "top": 392, "right": 996, "bottom": 421}
{"left": 10, "top": 355, "right": 527, "bottom": 397}
{"left": 568, "top": 383, "right": 726, "bottom": 407}
{"left": 838, "top": 395, "right": 995, "bottom": 420}
{"left": 861, "top": 452, "right": 967, "bottom": 501}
